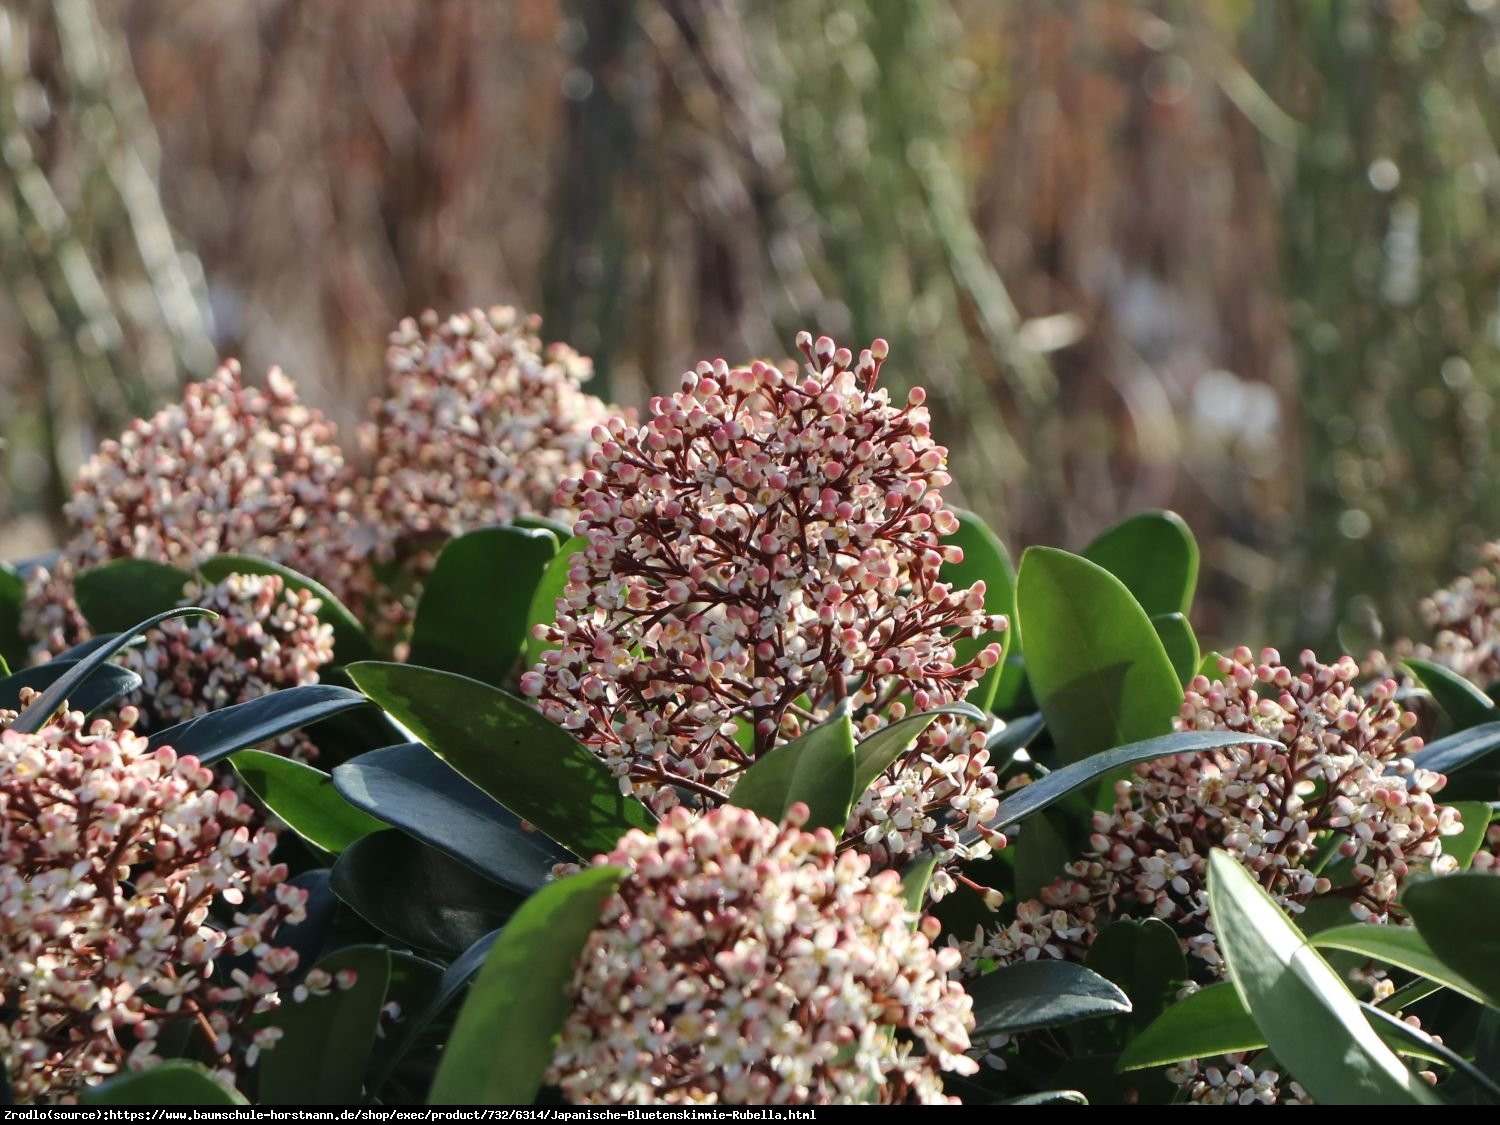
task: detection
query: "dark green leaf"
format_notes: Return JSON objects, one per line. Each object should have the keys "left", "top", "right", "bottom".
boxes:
{"left": 144, "top": 684, "right": 370, "bottom": 763}
{"left": 1016, "top": 547, "right": 1182, "bottom": 763}
{"left": 200, "top": 554, "right": 375, "bottom": 665}
{"left": 409, "top": 527, "right": 556, "bottom": 687}
{"left": 1014, "top": 810, "right": 1073, "bottom": 900}
{"left": 0, "top": 660, "right": 140, "bottom": 716}
{"left": 967, "top": 960, "right": 1130, "bottom": 1037}
{"left": 1082, "top": 509, "right": 1199, "bottom": 617}
{"left": 13, "top": 606, "right": 212, "bottom": 734}
{"left": 1403, "top": 658, "right": 1497, "bottom": 731}
{"left": 345, "top": 662, "right": 654, "bottom": 857}
{"left": 999, "top": 1091, "right": 1088, "bottom": 1105}
{"left": 940, "top": 509, "right": 1015, "bottom": 712}
{"left": 1403, "top": 873, "right": 1500, "bottom": 1007}
{"left": 1117, "top": 982, "right": 1261, "bottom": 1071}
{"left": 729, "top": 712, "right": 855, "bottom": 830}
{"left": 331, "top": 831, "right": 521, "bottom": 954}
{"left": 849, "top": 702, "right": 985, "bottom": 802}
{"left": 333, "top": 742, "right": 570, "bottom": 894}
{"left": 512, "top": 514, "right": 571, "bottom": 541}
{"left": 428, "top": 866, "right": 624, "bottom": 1105}
{"left": 257, "top": 945, "right": 391, "bottom": 1105}
{"left": 1361, "top": 1002, "right": 1500, "bottom": 1100}
{"left": 1408, "top": 719, "right": 1500, "bottom": 776}
{"left": 231, "top": 750, "right": 384, "bottom": 854}
{"left": 986, "top": 711, "right": 1044, "bottom": 758}
{"left": 1085, "top": 918, "right": 1187, "bottom": 1028}
{"left": 1208, "top": 849, "right": 1435, "bottom": 1104}
{"left": 0, "top": 561, "right": 28, "bottom": 670}
{"left": 81, "top": 1061, "right": 247, "bottom": 1105}
{"left": 73, "top": 558, "right": 192, "bottom": 634}
{"left": 1446, "top": 801, "right": 1494, "bottom": 870}
{"left": 1150, "top": 613, "right": 1199, "bottom": 686}
{"left": 523, "top": 534, "right": 588, "bottom": 669}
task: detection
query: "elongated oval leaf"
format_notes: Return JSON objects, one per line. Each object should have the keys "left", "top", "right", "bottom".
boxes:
{"left": 1014, "top": 809, "right": 1073, "bottom": 900}
{"left": 73, "top": 558, "right": 192, "bottom": 635}
{"left": 0, "top": 660, "right": 141, "bottom": 716}
{"left": 231, "top": 749, "right": 384, "bottom": 854}
{"left": 1362, "top": 1002, "right": 1500, "bottom": 1100}
{"left": 1084, "top": 918, "right": 1187, "bottom": 1028}
{"left": 13, "top": 606, "right": 212, "bottom": 734}
{"left": 1447, "top": 800, "right": 1494, "bottom": 870}
{"left": 523, "top": 534, "right": 588, "bottom": 669}
{"left": 1083, "top": 510, "right": 1199, "bottom": 617}
{"left": 0, "top": 561, "right": 24, "bottom": 670}
{"left": 200, "top": 553, "right": 375, "bottom": 665}
{"left": 1408, "top": 719, "right": 1500, "bottom": 776}
{"left": 512, "top": 514, "right": 571, "bottom": 541}
{"left": 849, "top": 702, "right": 985, "bottom": 802}
{"left": 1116, "top": 981, "right": 1262, "bottom": 1070}
{"left": 257, "top": 945, "right": 391, "bottom": 1105}
{"left": 1150, "top": 613, "right": 1199, "bottom": 686}
{"left": 82, "top": 1061, "right": 247, "bottom": 1105}
{"left": 1403, "top": 658, "right": 1497, "bottom": 731}
{"left": 1017, "top": 547, "right": 1182, "bottom": 763}
{"left": 333, "top": 742, "right": 570, "bottom": 894}
{"left": 901, "top": 855, "right": 938, "bottom": 912}
{"left": 940, "top": 510, "right": 1015, "bottom": 713}
{"left": 409, "top": 526, "right": 557, "bottom": 686}
{"left": 967, "top": 960, "right": 1131, "bottom": 1037}
{"left": 1208, "top": 849, "right": 1436, "bottom": 1104}
{"left": 1403, "top": 873, "right": 1500, "bottom": 1007}
{"left": 345, "top": 662, "right": 653, "bottom": 857}
{"left": 1312, "top": 922, "right": 1491, "bottom": 1006}
{"left": 729, "top": 713, "right": 855, "bottom": 830}
{"left": 144, "top": 684, "right": 370, "bottom": 762}
{"left": 429, "top": 865, "right": 624, "bottom": 1105}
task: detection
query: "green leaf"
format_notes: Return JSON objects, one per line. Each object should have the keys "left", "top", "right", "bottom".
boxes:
{"left": 728, "top": 712, "right": 855, "bottom": 831}
{"left": 0, "top": 660, "right": 140, "bottom": 716}
{"left": 523, "top": 534, "right": 587, "bottom": 669}
{"left": 901, "top": 855, "right": 937, "bottom": 912}
{"left": 1085, "top": 918, "right": 1187, "bottom": 1028}
{"left": 1016, "top": 547, "right": 1182, "bottom": 763}
{"left": 1208, "top": 849, "right": 1436, "bottom": 1104}
{"left": 1403, "top": 873, "right": 1500, "bottom": 1007}
{"left": 1150, "top": 613, "right": 1199, "bottom": 686}
{"left": 1000, "top": 1091, "right": 1088, "bottom": 1105}
{"left": 512, "top": 514, "right": 572, "bottom": 541}
{"left": 1362, "top": 1002, "right": 1500, "bottom": 1099}
{"left": 331, "top": 831, "right": 521, "bottom": 954}
{"left": 1082, "top": 510, "right": 1199, "bottom": 617}
{"left": 12, "top": 606, "right": 213, "bottom": 734}
{"left": 940, "top": 509, "right": 1015, "bottom": 712}
{"left": 73, "top": 558, "right": 192, "bottom": 635}
{"left": 1403, "top": 658, "right": 1497, "bottom": 731}
{"left": 849, "top": 702, "right": 985, "bottom": 803}
{"left": 1117, "top": 982, "right": 1261, "bottom": 1070}
{"left": 230, "top": 749, "right": 384, "bottom": 854}
{"left": 409, "top": 526, "right": 556, "bottom": 687}
{"left": 1446, "top": 800, "right": 1494, "bottom": 870}
{"left": 257, "top": 945, "right": 391, "bottom": 1105}
{"left": 1409, "top": 719, "right": 1500, "bottom": 776}
{"left": 1014, "top": 810, "right": 1073, "bottom": 900}
{"left": 143, "top": 684, "right": 370, "bottom": 763}
{"left": 333, "top": 742, "right": 570, "bottom": 894}
{"left": 429, "top": 865, "right": 624, "bottom": 1105}
{"left": 200, "top": 553, "right": 375, "bottom": 666}
{"left": 967, "top": 960, "right": 1131, "bottom": 1037}
{"left": 345, "top": 662, "right": 654, "bottom": 858}
{"left": 1311, "top": 922, "right": 1491, "bottom": 1006}
{"left": 81, "top": 1061, "right": 247, "bottom": 1105}
{"left": 0, "top": 561, "right": 25, "bottom": 670}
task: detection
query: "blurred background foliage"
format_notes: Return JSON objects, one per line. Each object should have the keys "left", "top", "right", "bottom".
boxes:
{"left": 3, "top": 0, "right": 1500, "bottom": 654}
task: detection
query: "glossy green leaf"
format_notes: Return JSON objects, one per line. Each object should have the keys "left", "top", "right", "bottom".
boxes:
{"left": 1014, "top": 810, "right": 1073, "bottom": 900}
{"left": 1447, "top": 801, "right": 1494, "bottom": 870}
{"left": 1085, "top": 918, "right": 1187, "bottom": 1028}
{"left": 1000, "top": 1091, "right": 1088, "bottom": 1105}
{"left": 1403, "top": 873, "right": 1500, "bottom": 1007}
{"left": 82, "top": 1061, "right": 247, "bottom": 1105}
{"left": 967, "top": 959, "right": 1131, "bottom": 1037}
{"left": 429, "top": 866, "right": 624, "bottom": 1105}
{"left": 0, "top": 660, "right": 140, "bottom": 716}
{"left": 1150, "top": 613, "right": 1199, "bottom": 686}
{"left": 333, "top": 742, "right": 570, "bottom": 894}
{"left": 729, "top": 712, "right": 855, "bottom": 831}
{"left": 345, "top": 662, "right": 654, "bottom": 857}
{"left": 144, "top": 684, "right": 371, "bottom": 762}
{"left": 1409, "top": 719, "right": 1500, "bottom": 776}
{"left": 1312, "top": 923, "right": 1490, "bottom": 1006}
{"left": 901, "top": 855, "right": 937, "bottom": 912}
{"left": 1016, "top": 547, "right": 1182, "bottom": 763}
{"left": 331, "top": 831, "right": 521, "bottom": 954}
{"left": 409, "top": 526, "right": 556, "bottom": 687}
{"left": 849, "top": 701, "right": 985, "bottom": 802}
{"left": 0, "top": 561, "right": 25, "bottom": 670}
{"left": 940, "top": 509, "right": 1015, "bottom": 712}
{"left": 73, "top": 558, "right": 192, "bottom": 635}
{"left": 1082, "top": 509, "right": 1198, "bottom": 617}
{"left": 1208, "top": 849, "right": 1436, "bottom": 1104}
{"left": 1404, "top": 658, "right": 1497, "bottom": 731}
{"left": 512, "top": 514, "right": 571, "bottom": 541}
{"left": 1117, "top": 982, "right": 1261, "bottom": 1070}
{"left": 200, "top": 553, "right": 375, "bottom": 665}
{"left": 230, "top": 749, "right": 384, "bottom": 854}
{"left": 523, "top": 534, "right": 588, "bottom": 668}
{"left": 257, "top": 945, "right": 391, "bottom": 1105}
{"left": 1362, "top": 1002, "right": 1500, "bottom": 1099}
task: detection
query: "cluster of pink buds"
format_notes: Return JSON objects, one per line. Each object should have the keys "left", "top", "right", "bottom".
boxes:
{"left": 967, "top": 648, "right": 1462, "bottom": 973}
{"left": 22, "top": 363, "right": 363, "bottom": 659}
{"left": 548, "top": 804, "right": 978, "bottom": 1104}
{"left": 1167, "top": 1057, "right": 1311, "bottom": 1105}
{"left": 1365, "top": 541, "right": 1500, "bottom": 692}
{"left": 521, "top": 334, "right": 1006, "bottom": 877}
{"left": 0, "top": 706, "right": 305, "bottom": 1102}
{"left": 116, "top": 575, "right": 335, "bottom": 760}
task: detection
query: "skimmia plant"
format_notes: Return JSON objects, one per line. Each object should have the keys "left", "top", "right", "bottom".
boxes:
{"left": 3, "top": 312, "right": 1500, "bottom": 1107}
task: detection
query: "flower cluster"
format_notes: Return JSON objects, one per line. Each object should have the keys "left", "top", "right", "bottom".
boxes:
{"left": 1411, "top": 541, "right": 1500, "bottom": 686}
{"left": 522, "top": 334, "right": 1006, "bottom": 876}
{"left": 23, "top": 364, "right": 362, "bottom": 658}
{"left": 0, "top": 707, "right": 305, "bottom": 1102}
{"left": 1167, "top": 1057, "right": 1311, "bottom": 1106}
{"left": 116, "top": 575, "right": 335, "bottom": 760}
{"left": 547, "top": 804, "right": 977, "bottom": 1104}
{"left": 969, "top": 648, "right": 1461, "bottom": 972}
